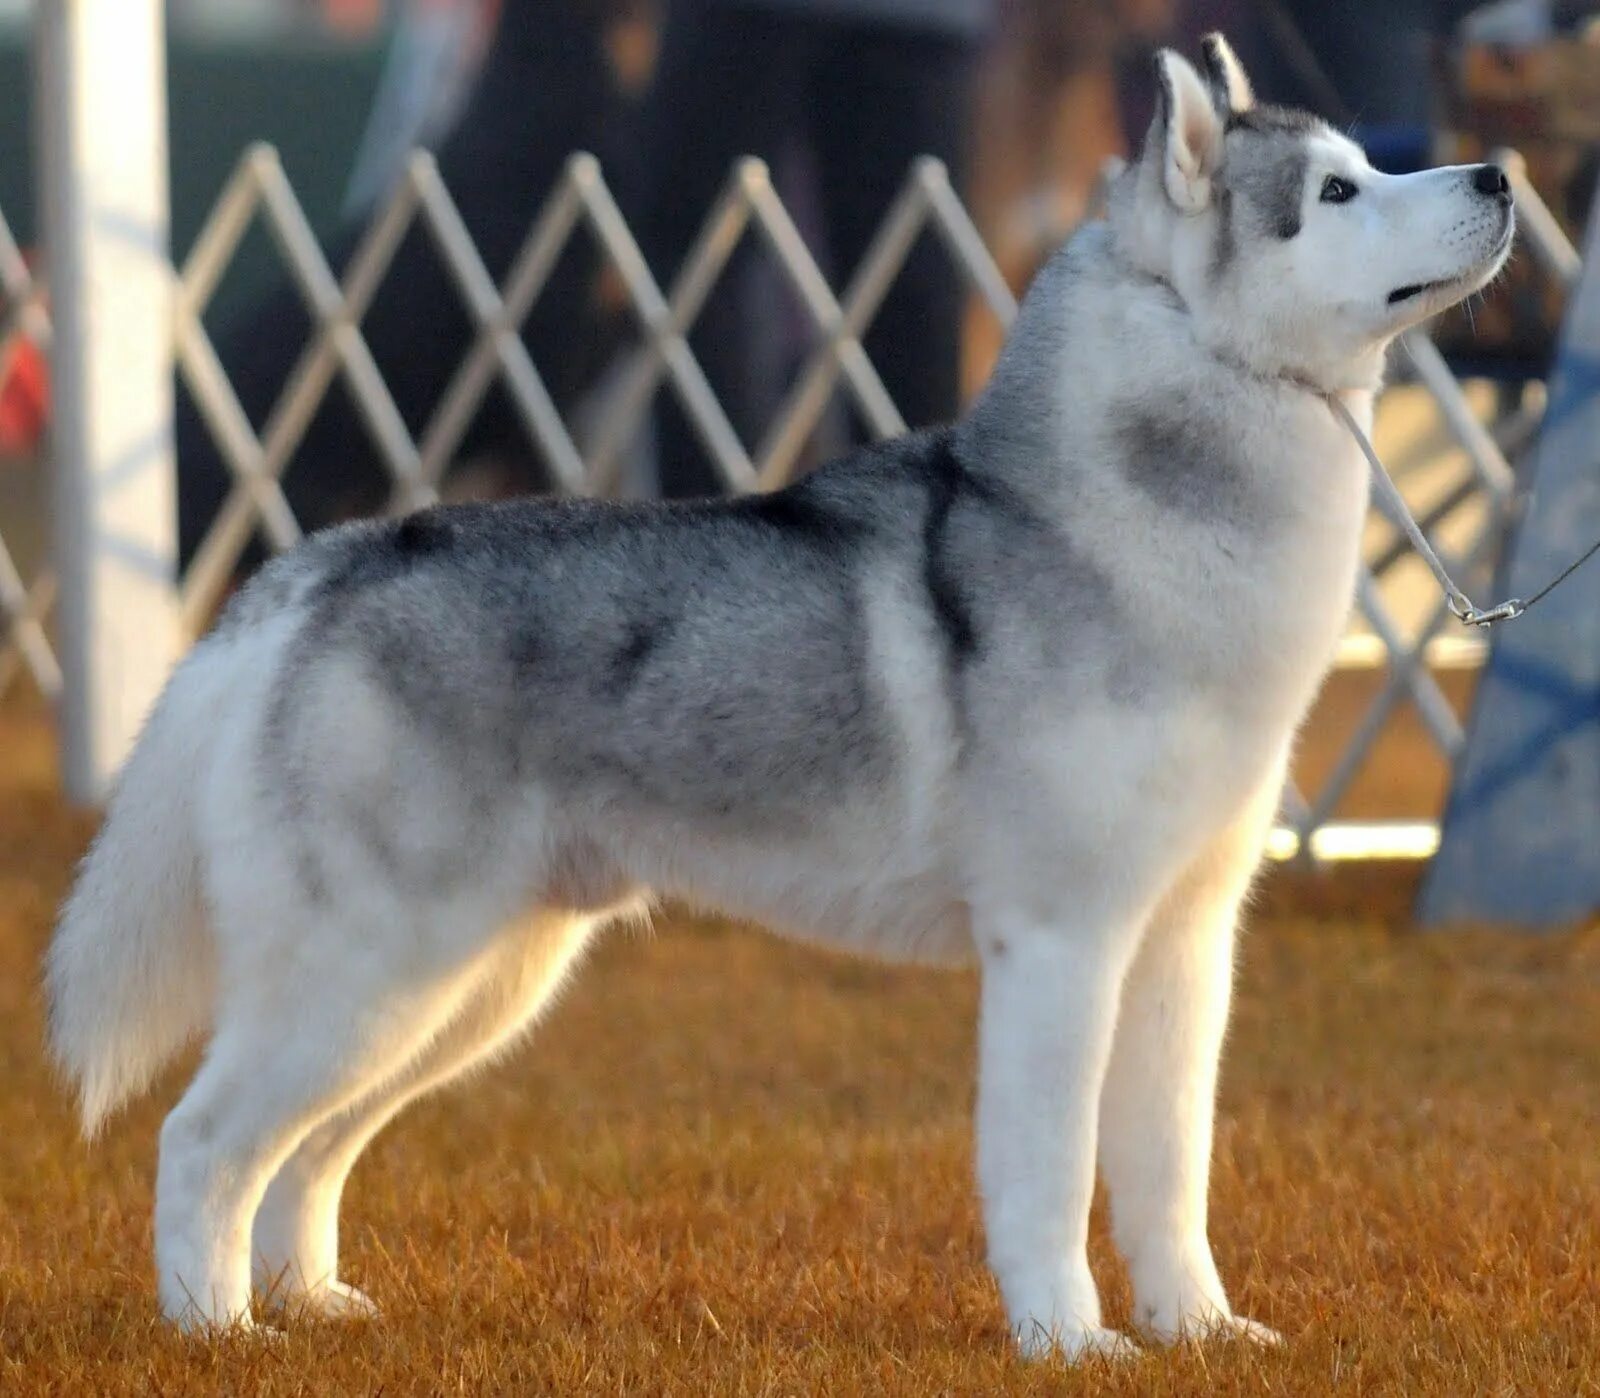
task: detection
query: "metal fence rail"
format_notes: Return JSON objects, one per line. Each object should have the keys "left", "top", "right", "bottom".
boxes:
{"left": 174, "top": 147, "right": 1017, "bottom": 630}
{"left": 1, "top": 143, "right": 1582, "bottom": 860}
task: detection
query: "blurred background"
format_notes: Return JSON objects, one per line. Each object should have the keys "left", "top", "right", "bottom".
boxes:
{"left": 2, "top": 0, "right": 1599, "bottom": 878}
{"left": 0, "top": 1, "right": 1590, "bottom": 503}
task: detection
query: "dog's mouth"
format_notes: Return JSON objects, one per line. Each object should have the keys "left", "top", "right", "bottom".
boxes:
{"left": 1385, "top": 279, "right": 1446, "bottom": 306}
{"left": 1387, "top": 222, "right": 1515, "bottom": 307}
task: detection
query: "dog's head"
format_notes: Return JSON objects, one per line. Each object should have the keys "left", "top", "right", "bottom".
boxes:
{"left": 1110, "top": 35, "right": 1514, "bottom": 391}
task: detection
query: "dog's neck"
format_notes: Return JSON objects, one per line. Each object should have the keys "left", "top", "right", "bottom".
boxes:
{"left": 1200, "top": 330, "right": 1385, "bottom": 406}
{"left": 1205, "top": 337, "right": 1379, "bottom": 414}
{"left": 1130, "top": 258, "right": 1385, "bottom": 405}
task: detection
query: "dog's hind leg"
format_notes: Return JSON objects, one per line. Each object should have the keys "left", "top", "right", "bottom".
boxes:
{"left": 1096, "top": 773, "right": 1284, "bottom": 1348}
{"left": 155, "top": 915, "right": 493, "bottom": 1330}
{"left": 250, "top": 910, "right": 605, "bottom": 1318}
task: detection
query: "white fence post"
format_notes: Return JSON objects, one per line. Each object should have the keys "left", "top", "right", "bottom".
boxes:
{"left": 35, "top": 0, "right": 179, "bottom": 804}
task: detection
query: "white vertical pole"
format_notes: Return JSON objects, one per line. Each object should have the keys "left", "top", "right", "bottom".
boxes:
{"left": 36, "top": 0, "right": 179, "bottom": 805}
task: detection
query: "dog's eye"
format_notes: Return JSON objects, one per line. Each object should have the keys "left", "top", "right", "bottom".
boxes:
{"left": 1320, "top": 175, "right": 1358, "bottom": 204}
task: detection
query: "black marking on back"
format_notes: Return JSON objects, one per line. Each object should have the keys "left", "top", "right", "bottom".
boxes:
{"left": 603, "top": 616, "right": 674, "bottom": 699}
{"left": 305, "top": 523, "right": 425, "bottom": 606}
{"left": 734, "top": 481, "right": 869, "bottom": 554}
{"left": 395, "top": 508, "right": 454, "bottom": 555}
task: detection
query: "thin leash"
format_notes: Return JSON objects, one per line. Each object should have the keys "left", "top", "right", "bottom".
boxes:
{"left": 1328, "top": 394, "right": 1600, "bottom": 628}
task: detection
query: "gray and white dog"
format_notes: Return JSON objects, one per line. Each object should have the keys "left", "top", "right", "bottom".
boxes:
{"left": 49, "top": 35, "right": 1512, "bottom": 1356}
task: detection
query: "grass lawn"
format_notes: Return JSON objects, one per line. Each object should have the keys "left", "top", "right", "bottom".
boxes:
{"left": 3, "top": 695, "right": 1599, "bottom": 1394}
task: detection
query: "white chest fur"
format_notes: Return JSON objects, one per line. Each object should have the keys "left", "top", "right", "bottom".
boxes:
{"left": 1044, "top": 379, "right": 1372, "bottom": 834}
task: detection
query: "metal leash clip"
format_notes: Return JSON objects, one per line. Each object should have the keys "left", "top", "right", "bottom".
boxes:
{"left": 1329, "top": 394, "right": 1600, "bottom": 632}
{"left": 1452, "top": 597, "right": 1525, "bottom": 628}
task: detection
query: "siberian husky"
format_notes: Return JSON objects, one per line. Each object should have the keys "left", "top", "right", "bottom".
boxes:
{"left": 48, "top": 35, "right": 1513, "bottom": 1356}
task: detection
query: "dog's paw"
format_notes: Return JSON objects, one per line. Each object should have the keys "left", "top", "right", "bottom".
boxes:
{"left": 299, "top": 1280, "right": 380, "bottom": 1322}
{"left": 265, "top": 1279, "right": 379, "bottom": 1323}
{"left": 1142, "top": 1301, "right": 1282, "bottom": 1348}
{"left": 1015, "top": 1321, "right": 1138, "bottom": 1362}
{"left": 1213, "top": 1314, "right": 1282, "bottom": 1347}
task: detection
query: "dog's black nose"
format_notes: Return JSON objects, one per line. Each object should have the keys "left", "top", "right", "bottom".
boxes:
{"left": 1473, "top": 163, "right": 1511, "bottom": 200}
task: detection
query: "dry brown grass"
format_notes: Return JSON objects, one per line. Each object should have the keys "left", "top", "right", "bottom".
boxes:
{"left": 4, "top": 694, "right": 1600, "bottom": 1395}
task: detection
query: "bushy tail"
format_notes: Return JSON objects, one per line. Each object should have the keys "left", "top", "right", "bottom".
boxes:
{"left": 46, "top": 648, "right": 224, "bottom": 1136}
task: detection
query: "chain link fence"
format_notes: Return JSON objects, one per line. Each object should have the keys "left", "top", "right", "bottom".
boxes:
{"left": 1, "top": 143, "right": 1581, "bottom": 860}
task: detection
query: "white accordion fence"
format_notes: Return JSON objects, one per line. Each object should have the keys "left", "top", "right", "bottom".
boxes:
{"left": 1, "top": 5, "right": 1581, "bottom": 862}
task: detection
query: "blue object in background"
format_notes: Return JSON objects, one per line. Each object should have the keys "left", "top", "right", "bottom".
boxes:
{"left": 1420, "top": 207, "right": 1600, "bottom": 929}
{"left": 1355, "top": 123, "right": 1432, "bottom": 176}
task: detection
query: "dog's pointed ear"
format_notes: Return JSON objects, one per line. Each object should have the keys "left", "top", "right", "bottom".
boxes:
{"left": 1152, "top": 49, "right": 1224, "bottom": 215}
{"left": 1200, "top": 32, "right": 1254, "bottom": 117}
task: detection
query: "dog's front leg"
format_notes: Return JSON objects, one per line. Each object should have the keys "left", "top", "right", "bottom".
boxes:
{"left": 1096, "top": 789, "right": 1283, "bottom": 1348}
{"left": 975, "top": 913, "right": 1140, "bottom": 1359}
